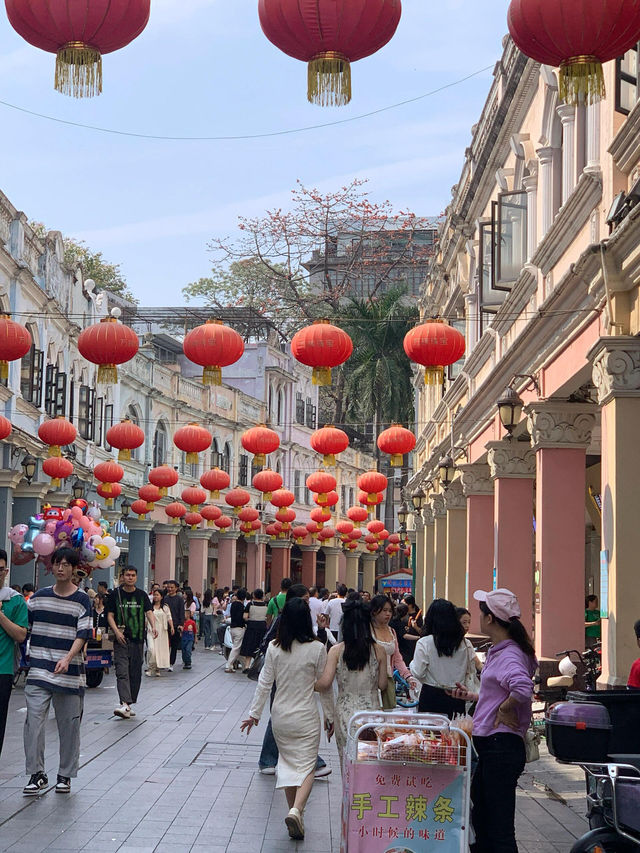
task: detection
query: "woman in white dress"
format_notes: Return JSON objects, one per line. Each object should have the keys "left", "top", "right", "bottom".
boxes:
{"left": 241, "top": 597, "right": 335, "bottom": 841}
{"left": 315, "top": 597, "right": 387, "bottom": 766}
{"left": 146, "top": 589, "right": 173, "bottom": 676}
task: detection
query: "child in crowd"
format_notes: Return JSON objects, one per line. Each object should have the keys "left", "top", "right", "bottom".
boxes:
{"left": 181, "top": 610, "right": 197, "bottom": 670}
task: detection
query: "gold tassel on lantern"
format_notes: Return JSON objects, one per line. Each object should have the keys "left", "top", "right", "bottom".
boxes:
{"left": 559, "top": 56, "right": 605, "bottom": 106}
{"left": 254, "top": 453, "right": 266, "bottom": 468}
{"left": 186, "top": 452, "right": 198, "bottom": 464}
{"left": 55, "top": 43, "right": 103, "bottom": 98}
{"left": 202, "top": 366, "right": 222, "bottom": 385}
{"left": 424, "top": 366, "right": 445, "bottom": 386}
{"left": 323, "top": 454, "right": 336, "bottom": 467}
{"left": 97, "top": 364, "right": 118, "bottom": 384}
{"left": 312, "top": 366, "right": 332, "bottom": 386}
{"left": 118, "top": 449, "right": 131, "bottom": 462}
{"left": 308, "top": 52, "right": 351, "bottom": 106}
{"left": 390, "top": 453, "right": 403, "bottom": 467}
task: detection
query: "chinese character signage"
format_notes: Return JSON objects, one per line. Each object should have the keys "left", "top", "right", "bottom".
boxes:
{"left": 342, "top": 760, "right": 466, "bottom": 851}
{"left": 379, "top": 571, "right": 413, "bottom": 596}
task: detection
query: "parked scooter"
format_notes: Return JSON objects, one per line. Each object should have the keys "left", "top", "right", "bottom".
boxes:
{"left": 570, "top": 757, "right": 640, "bottom": 851}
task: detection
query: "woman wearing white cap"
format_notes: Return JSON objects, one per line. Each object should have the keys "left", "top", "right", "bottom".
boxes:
{"left": 448, "top": 588, "right": 536, "bottom": 853}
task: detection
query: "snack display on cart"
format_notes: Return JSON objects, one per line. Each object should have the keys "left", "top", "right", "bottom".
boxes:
{"left": 342, "top": 711, "right": 472, "bottom": 852}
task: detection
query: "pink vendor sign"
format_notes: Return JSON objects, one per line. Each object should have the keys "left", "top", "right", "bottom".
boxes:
{"left": 341, "top": 758, "right": 467, "bottom": 852}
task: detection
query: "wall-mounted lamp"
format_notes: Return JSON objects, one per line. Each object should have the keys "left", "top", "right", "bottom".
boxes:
{"left": 11, "top": 447, "right": 37, "bottom": 485}
{"left": 438, "top": 454, "right": 456, "bottom": 488}
{"left": 71, "top": 479, "right": 85, "bottom": 500}
{"left": 120, "top": 498, "right": 131, "bottom": 520}
{"left": 497, "top": 387, "right": 524, "bottom": 439}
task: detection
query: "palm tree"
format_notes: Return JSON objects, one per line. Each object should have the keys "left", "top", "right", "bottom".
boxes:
{"left": 340, "top": 286, "right": 419, "bottom": 432}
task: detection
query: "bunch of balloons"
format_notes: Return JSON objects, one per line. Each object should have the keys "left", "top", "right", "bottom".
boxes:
{"left": 9, "top": 500, "right": 118, "bottom": 578}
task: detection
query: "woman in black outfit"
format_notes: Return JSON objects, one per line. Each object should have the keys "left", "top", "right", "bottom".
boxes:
{"left": 241, "top": 588, "right": 268, "bottom": 671}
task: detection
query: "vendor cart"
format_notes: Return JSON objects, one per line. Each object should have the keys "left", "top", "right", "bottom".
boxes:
{"left": 342, "top": 711, "right": 471, "bottom": 853}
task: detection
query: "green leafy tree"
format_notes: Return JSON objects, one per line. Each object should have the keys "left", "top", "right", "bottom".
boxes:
{"left": 30, "top": 222, "right": 138, "bottom": 303}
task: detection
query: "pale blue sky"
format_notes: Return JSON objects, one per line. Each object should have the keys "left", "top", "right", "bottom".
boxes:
{"left": 0, "top": 0, "right": 509, "bottom": 305}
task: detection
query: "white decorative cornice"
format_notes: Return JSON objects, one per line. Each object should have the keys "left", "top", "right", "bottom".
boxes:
{"left": 609, "top": 99, "right": 640, "bottom": 174}
{"left": 430, "top": 494, "right": 447, "bottom": 519}
{"left": 588, "top": 336, "right": 640, "bottom": 405}
{"left": 486, "top": 440, "right": 536, "bottom": 479}
{"left": 531, "top": 170, "right": 602, "bottom": 275}
{"left": 458, "top": 463, "right": 494, "bottom": 497}
{"left": 422, "top": 505, "right": 434, "bottom": 525}
{"left": 443, "top": 480, "right": 466, "bottom": 511}
{"left": 525, "top": 402, "right": 596, "bottom": 451}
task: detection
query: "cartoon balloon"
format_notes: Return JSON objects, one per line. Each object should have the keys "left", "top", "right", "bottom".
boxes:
{"left": 80, "top": 542, "right": 96, "bottom": 563}
{"left": 70, "top": 506, "right": 83, "bottom": 520}
{"left": 93, "top": 543, "right": 110, "bottom": 561}
{"left": 110, "top": 546, "right": 121, "bottom": 561}
{"left": 87, "top": 506, "right": 101, "bottom": 520}
{"left": 45, "top": 521, "right": 57, "bottom": 535}
{"left": 102, "top": 536, "right": 117, "bottom": 551}
{"left": 9, "top": 524, "right": 28, "bottom": 545}
{"left": 22, "top": 517, "right": 45, "bottom": 553}
{"left": 71, "top": 528, "right": 85, "bottom": 548}
{"left": 33, "top": 533, "right": 55, "bottom": 556}
{"left": 11, "top": 545, "right": 34, "bottom": 565}
{"left": 54, "top": 520, "right": 74, "bottom": 547}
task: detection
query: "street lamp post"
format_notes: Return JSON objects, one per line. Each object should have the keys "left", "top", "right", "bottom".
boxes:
{"left": 438, "top": 454, "right": 455, "bottom": 488}
{"left": 21, "top": 454, "right": 37, "bottom": 485}
{"left": 497, "top": 386, "right": 524, "bottom": 439}
{"left": 120, "top": 498, "right": 131, "bottom": 520}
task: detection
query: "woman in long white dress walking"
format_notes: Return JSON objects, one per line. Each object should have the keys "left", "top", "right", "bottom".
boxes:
{"left": 146, "top": 589, "right": 173, "bottom": 676}
{"left": 315, "top": 597, "right": 387, "bottom": 766}
{"left": 241, "top": 597, "right": 335, "bottom": 841}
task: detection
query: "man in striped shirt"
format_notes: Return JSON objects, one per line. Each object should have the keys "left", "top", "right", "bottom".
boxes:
{"left": 23, "top": 547, "right": 92, "bottom": 796}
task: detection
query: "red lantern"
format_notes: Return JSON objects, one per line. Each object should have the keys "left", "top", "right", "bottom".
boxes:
{"left": 200, "top": 468, "right": 230, "bottom": 500}
{"left": 358, "top": 490, "right": 384, "bottom": 511}
{"left": 348, "top": 529, "right": 363, "bottom": 541}
{"left": 215, "top": 515, "right": 233, "bottom": 531}
{"left": 306, "top": 521, "right": 321, "bottom": 539}
{"left": 241, "top": 424, "right": 280, "bottom": 468}
{"left": 377, "top": 424, "right": 416, "bottom": 467}
{"left": 38, "top": 417, "right": 77, "bottom": 457}
{"left": 310, "top": 506, "right": 331, "bottom": 528}
{"left": 149, "top": 464, "right": 179, "bottom": 497}
{"left": 306, "top": 470, "right": 337, "bottom": 501}
{"left": 367, "top": 520, "right": 385, "bottom": 536}
{"left": 318, "top": 526, "right": 336, "bottom": 541}
{"left": 138, "top": 484, "right": 161, "bottom": 511}
{"left": 5, "top": 0, "right": 150, "bottom": 98}
{"left": 98, "top": 482, "right": 121, "bottom": 507}
{"left": 291, "top": 321, "right": 353, "bottom": 386}
{"left": 181, "top": 487, "right": 207, "bottom": 512}
{"left": 347, "top": 506, "right": 368, "bottom": 527}
{"left": 366, "top": 543, "right": 379, "bottom": 553}
{"left": 292, "top": 525, "right": 309, "bottom": 544}
{"left": 388, "top": 532, "right": 401, "bottom": 545}
{"left": 131, "top": 499, "right": 150, "bottom": 518}
{"left": 275, "top": 507, "right": 296, "bottom": 528}
{"left": 378, "top": 529, "right": 390, "bottom": 542}
{"left": 185, "top": 512, "right": 203, "bottom": 530}
{"left": 266, "top": 522, "right": 280, "bottom": 538}
{"left": 357, "top": 471, "right": 388, "bottom": 501}
{"left": 201, "top": 504, "right": 223, "bottom": 528}
{"left": 258, "top": 0, "right": 402, "bottom": 106}
{"left": 365, "top": 533, "right": 379, "bottom": 545}
{"left": 106, "top": 419, "right": 145, "bottom": 461}
{"left": 165, "top": 502, "right": 187, "bottom": 525}
{"left": 183, "top": 319, "right": 244, "bottom": 386}
{"left": 77, "top": 314, "right": 139, "bottom": 383}
{"left": 336, "top": 520, "right": 354, "bottom": 536}
{"left": 270, "top": 489, "right": 295, "bottom": 508}
{"left": 94, "top": 460, "right": 124, "bottom": 495}
{"left": 385, "top": 544, "right": 399, "bottom": 556}
{"left": 42, "top": 456, "right": 73, "bottom": 488}
{"left": 310, "top": 425, "right": 349, "bottom": 466}
{"left": 345, "top": 541, "right": 358, "bottom": 552}
{"left": 238, "top": 506, "right": 260, "bottom": 523}
{"left": 173, "top": 423, "right": 212, "bottom": 465}
{"left": 315, "top": 490, "right": 339, "bottom": 509}
{"left": 0, "top": 315, "right": 31, "bottom": 380}
{"left": 225, "top": 488, "right": 251, "bottom": 515}
{"left": 252, "top": 468, "right": 283, "bottom": 501}
{"left": 0, "top": 415, "right": 11, "bottom": 441}
{"left": 404, "top": 320, "right": 465, "bottom": 386}
{"left": 508, "top": 0, "right": 640, "bottom": 105}
{"left": 403, "top": 546, "right": 411, "bottom": 558}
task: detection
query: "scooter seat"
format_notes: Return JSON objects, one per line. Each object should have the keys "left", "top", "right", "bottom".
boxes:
{"left": 547, "top": 675, "right": 574, "bottom": 688}
{"left": 608, "top": 754, "right": 640, "bottom": 775}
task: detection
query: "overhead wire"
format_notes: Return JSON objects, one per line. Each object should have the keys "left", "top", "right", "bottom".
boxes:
{"left": 0, "top": 64, "right": 495, "bottom": 142}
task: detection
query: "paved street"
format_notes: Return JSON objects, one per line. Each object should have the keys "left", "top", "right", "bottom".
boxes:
{"left": 1, "top": 649, "right": 587, "bottom": 852}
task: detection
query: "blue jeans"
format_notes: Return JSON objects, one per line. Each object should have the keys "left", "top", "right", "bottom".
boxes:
{"left": 181, "top": 634, "right": 194, "bottom": 667}
{"left": 258, "top": 684, "right": 326, "bottom": 771}
{"left": 201, "top": 614, "right": 213, "bottom": 647}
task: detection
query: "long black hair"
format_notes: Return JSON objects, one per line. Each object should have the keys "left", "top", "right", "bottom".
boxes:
{"left": 370, "top": 594, "right": 394, "bottom": 617}
{"left": 342, "top": 598, "right": 375, "bottom": 672}
{"left": 275, "top": 597, "right": 316, "bottom": 652}
{"left": 479, "top": 601, "right": 536, "bottom": 658}
{"left": 423, "top": 599, "right": 465, "bottom": 657}
{"left": 202, "top": 589, "right": 213, "bottom": 608}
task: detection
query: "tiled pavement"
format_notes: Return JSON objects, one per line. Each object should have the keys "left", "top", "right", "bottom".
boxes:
{"left": 1, "top": 647, "right": 588, "bottom": 852}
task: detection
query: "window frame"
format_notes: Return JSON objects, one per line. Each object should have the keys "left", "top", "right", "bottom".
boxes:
{"left": 77, "top": 385, "right": 95, "bottom": 441}
{"left": 493, "top": 191, "right": 528, "bottom": 291}
{"left": 615, "top": 44, "right": 639, "bottom": 116}
{"left": 21, "top": 344, "right": 44, "bottom": 407}
{"left": 239, "top": 453, "right": 249, "bottom": 487}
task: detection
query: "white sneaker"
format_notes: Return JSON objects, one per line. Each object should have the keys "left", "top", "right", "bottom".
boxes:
{"left": 314, "top": 765, "right": 332, "bottom": 778}
{"left": 168, "top": 666, "right": 173, "bottom": 672}
{"left": 259, "top": 766, "right": 276, "bottom": 775}
{"left": 127, "top": 706, "right": 136, "bottom": 717}
{"left": 114, "top": 704, "right": 130, "bottom": 719}
{"left": 285, "top": 807, "right": 304, "bottom": 840}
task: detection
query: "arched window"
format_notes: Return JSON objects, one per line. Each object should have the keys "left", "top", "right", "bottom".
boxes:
{"left": 223, "top": 441, "right": 232, "bottom": 476}
{"left": 153, "top": 422, "right": 168, "bottom": 468}
{"left": 211, "top": 438, "right": 221, "bottom": 469}
{"left": 277, "top": 389, "right": 284, "bottom": 426}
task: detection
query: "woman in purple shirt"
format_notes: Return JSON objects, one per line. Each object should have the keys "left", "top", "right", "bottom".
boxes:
{"left": 449, "top": 588, "right": 536, "bottom": 853}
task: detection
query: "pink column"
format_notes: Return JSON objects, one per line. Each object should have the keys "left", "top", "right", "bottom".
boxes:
{"left": 486, "top": 441, "right": 536, "bottom": 634}
{"left": 154, "top": 525, "right": 179, "bottom": 583}
{"left": 270, "top": 542, "right": 291, "bottom": 595}
{"left": 217, "top": 531, "right": 239, "bottom": 590}
{"left": 187, "top": 530, "right": 211, "bottom": 596}
{"left": 459, "top": 464, "right": 494, "bottom": 633}
{"left": 246, "top": 541, "right": 259, "bottom": 592}
{"left": 338, "top": 552, "right": 347, "bottom": 584}
{"left": 527, "top": 404, "right": 595, "bottom": 659}
{"left": 300, "top": 546, "right": 318, "bottom": 589}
